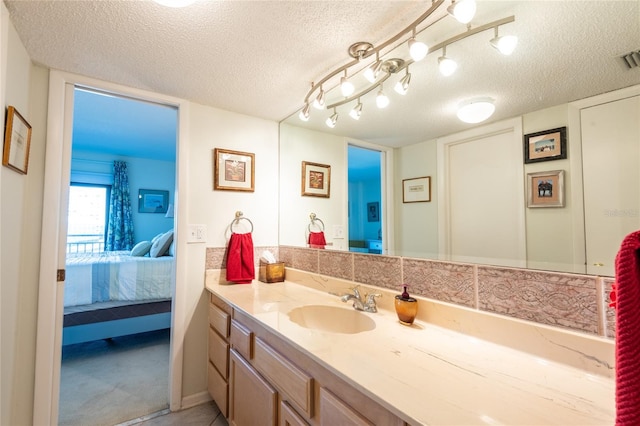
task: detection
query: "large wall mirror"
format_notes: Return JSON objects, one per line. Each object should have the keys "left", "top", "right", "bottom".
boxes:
{"left": 279, "top": 1, "right": 640, "bottom": 277}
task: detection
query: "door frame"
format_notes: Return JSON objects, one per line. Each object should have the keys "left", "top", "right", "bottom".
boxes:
{"left": 33, "top": 69, "right": 189, "bottom": 424}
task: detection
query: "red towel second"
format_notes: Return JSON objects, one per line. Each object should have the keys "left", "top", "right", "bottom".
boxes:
{"left": 226, "top": 232, "right": 255, "bottom": 284}
{"left": 308, "top": 231, "right": 326, "bottom": 249}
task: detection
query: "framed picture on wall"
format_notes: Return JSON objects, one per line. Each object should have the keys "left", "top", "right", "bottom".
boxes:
{"left": 367, "top": 202, "right": 379, "bottom": 222}
{"left": 2, "top": 106, "right": 32, "bottom": 174}
{"left": 301, "top": 161, "right": 331, "bottom": 198}
{"left": 524, "top": 127, "right": 567, "bottom": 164}
{"left": 402, "top": 176, "right": 431, "bottom": 203}
{"left": 213, "top": 148, "right": 255, "bottom": 192}
{"left": 138, "top": 189, "right": 169, "bottom": 213}
{"left": 527, "top": 170, "right": 565, "bottom": 208}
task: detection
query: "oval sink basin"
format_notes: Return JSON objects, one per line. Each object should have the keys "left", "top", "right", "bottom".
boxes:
{"left": 288, "top": 305, "right": 376, "bottom": 334}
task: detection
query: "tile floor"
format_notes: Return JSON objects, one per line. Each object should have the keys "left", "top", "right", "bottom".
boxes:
{"left": 120, "top": 401, "right": 228, "bottom": 426}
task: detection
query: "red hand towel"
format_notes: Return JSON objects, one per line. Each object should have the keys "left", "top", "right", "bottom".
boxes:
{"left": 614, "top": 229, "right": 640, "bottom": 425}
{"left": 308, "top": 231, "right": 326, "bottom": 249}
{"left": 226, "top": 232, "right": 255, "bottom": 284}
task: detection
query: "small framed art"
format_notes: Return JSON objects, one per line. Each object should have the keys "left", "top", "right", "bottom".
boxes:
{"left": 524, "top": 127, "right": 567, "bottom": 164}
{"left": 402, "top": 176, "right": 431, "bottom": 203}
{"left": 301, "top": 161, "right": 331, "bottom": 198}
{"left": 527, "top": 170, "right": 565, "bottom": 208}
{"left": 213, "top": 148, "right": 255, "bottom": 192}
{"left": 138, "top": 189, "right": 169, "bottom": 213}
{"left": 2, "top": 106, "right": 32, "bottom": 174}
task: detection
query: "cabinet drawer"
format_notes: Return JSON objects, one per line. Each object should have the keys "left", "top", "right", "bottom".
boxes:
{"left": 319, "top": 387, "right": 373, "bottom": 426}
{"left": 230, "top": 319, "right": 253, "bottom": 360}
{"left": 254, "top": 337, "right": 314, "bottom": 418}
{"left": 280, "top": 400, "right": 309, "bottom": 426}
{"left": 208, "top": 327, "right": 229, "bottom": 379}
{"left": 207, "top": 361, "right": 228, "bottom": 418}
{"left": 209, "top": 303, "right": 230, "bottom": 338}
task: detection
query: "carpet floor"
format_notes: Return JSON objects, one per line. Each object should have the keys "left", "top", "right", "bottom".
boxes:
{"left": 59, "top": 329, "right": 170, "bottom": 426}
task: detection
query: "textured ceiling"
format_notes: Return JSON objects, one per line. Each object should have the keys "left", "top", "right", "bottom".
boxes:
{"left": 4, "top": 0, "right": 640, "bottom": 149}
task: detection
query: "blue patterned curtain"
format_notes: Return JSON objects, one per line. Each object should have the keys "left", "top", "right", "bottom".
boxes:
{"left": 105, "top": 161, "right": 135, "bottom": 251}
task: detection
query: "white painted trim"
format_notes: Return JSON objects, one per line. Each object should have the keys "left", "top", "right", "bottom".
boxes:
{"left": 33, "top": 70, "right": 189, "bottom": 424}
{"left": 436, "top": 117, "right": 526, "bottom": 261}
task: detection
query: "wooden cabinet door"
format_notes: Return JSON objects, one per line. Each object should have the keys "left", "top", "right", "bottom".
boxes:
{"left": 229, "top": 349, "right": 277, "bottom": 426}
{"left": 319, "top": 387, "right": 373, "bottom": 426}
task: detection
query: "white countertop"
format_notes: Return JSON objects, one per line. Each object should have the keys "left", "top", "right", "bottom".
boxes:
{"left": 205, "top": 276, "right": 614, "bottom": 426}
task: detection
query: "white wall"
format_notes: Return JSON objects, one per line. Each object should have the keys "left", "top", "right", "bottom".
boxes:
{"left": 394, "top": 140, "right": 439, "bottom": 258}
{"left": 71, "top": 151, "right": 176, "bottom": 243}
{"left": 182, "top": 101, "right": 279, "bottom": 397}
{"left": 1, "top": 6, "right": 49, "bottom": 424}
{"left": 279, "top": 123, "right": 347, "bottom": 250}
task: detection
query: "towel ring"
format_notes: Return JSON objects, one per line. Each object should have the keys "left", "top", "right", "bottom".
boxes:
{"left": 308, "top": 212, "right": 325, "bottom": 232}
{"left": 230, "top": 211, "right": 254, "bottom": 233}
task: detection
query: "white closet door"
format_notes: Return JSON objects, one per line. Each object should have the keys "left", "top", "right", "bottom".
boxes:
{"left": 582, "top": 95, "right": 640, "bottom": 276}
{"left": 438, "top": 118, "right": 525, "bottom": 265}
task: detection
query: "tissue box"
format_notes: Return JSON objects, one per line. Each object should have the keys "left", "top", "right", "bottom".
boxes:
{"left": 259, "top": 261, "right": 285, "bottom": 283}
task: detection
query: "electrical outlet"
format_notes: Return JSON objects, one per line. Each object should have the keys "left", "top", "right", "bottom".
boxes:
{"left": 333, "top": 225, "right": 344, "bottom": 239}
{"left": 187, "top": 224, "right": 207, "bottom": 243}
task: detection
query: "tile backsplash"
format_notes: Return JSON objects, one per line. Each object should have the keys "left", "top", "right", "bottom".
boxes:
{"left": 207, "top": 245, "right": 615, "bottom": 339}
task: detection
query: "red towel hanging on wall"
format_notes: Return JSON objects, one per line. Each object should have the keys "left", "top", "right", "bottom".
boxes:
{"left": 613, "top": 229, "right": 640, "bottom": 425}
{"left": 308, "top": 231, "right": 326, "bottom": 249}
{"left": 226, "top": 232, "right": 255, "bottom": 284}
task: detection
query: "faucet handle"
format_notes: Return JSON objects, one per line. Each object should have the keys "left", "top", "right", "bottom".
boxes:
{"left": 349, "top": 285, "right": 361, "bottom": 298}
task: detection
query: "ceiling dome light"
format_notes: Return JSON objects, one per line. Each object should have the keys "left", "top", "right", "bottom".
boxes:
{"left": 394, "top": 69, "right": 411, "bottom": 95}
{"left": 153, "top": 0, "right": 197, "bottom": 7}
{"left": 447, "top": 0, "right": 476, "bottom": 24}
{"left": 313, "top": 87, "right": 325, "bottom": 109}
{"left": 457, "top": 98, "right": 495, "bottom": 123}
{"left": 325, "top": 108, "right": 338, "bottom": 128}
{"left": 376, "top": 86, "right": 390, "bottom": 108}
{"left": 490, "top": 34, "right": 518, "bottom": 55}
{"left": 408, "top": 37, "right": 428, "bottom": 62}
{"left": 349, "top": 100, "right": 363, "bottom": 120}
{"left": 298, "top": 103, "right": 310, "bottom": 121}
{"left": 340, "top": 72, "right": 355, "bottom": 97}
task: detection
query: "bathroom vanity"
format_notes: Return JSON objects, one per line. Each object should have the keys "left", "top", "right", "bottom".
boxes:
{"left": 205, "top": 269, "right": 614, "bottom": 425}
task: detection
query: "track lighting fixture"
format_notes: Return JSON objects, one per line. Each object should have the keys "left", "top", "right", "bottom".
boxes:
{"left": 325, "top": 108, "right": 338, "bottom": 128}
{"left": 340, "top": 71, "right": 355, "bottom": 97}
{"left": 349, "top": 99, "right": 363, "bottom": 120}
{"left": 376, "top": 85, "right": 390, "bottom": 108}
{"left": 394, "top": 68, "right": 411, "bottom": 95}
{"left": 447, "top": 0, "right": 476, "bottom": 24}
{"left": 297, "top": 2, "right": 516, "bottom": 126}
{"left": 490, "top": 26, "right": 518, "bottom": 55}
{"left": 313, "top": 86, "right": 325, "bottom": 109}
{"left": 298, "top": 103, "right": 310, "bottom": 121}
{"left": 438, "top": 46, "right": 457, "bottom": 76}
{"left": 408, "top": 29, "right": 428, "bottom": 62}
{"left": 364, "top": 52, "right": 383, "bottom": 83}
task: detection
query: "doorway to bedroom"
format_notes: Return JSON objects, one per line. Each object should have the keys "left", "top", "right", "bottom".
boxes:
{"left": 58, "top": 87, "right": 178, "bottom": 426}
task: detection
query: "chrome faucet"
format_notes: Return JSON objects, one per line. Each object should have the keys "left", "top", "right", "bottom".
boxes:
{"left": 340, "top": 285, "right": 381, "bottom": 313}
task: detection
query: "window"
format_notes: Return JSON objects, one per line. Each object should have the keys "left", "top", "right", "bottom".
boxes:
{"left": 67, "top": 183, "right": 110, "bottom": 253}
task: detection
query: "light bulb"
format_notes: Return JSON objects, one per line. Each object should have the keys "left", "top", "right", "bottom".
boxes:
{"left": 325, "top": 110, "right": 338, "bottom": 128}
{"left": 490, "top": 35, "right": 518, "bottom": 55}
{"left": 340, "top": 76, "right": 355, "bottom": 97}
{"left": 409, "top": 38, "right": 428, "bottom": 62}
{"left": 447, "top": 0, "right": 476, "bottom": 24}
{"left": 394, "top": 72, "right": 411, "bottom": 95}
{"left": 349, "top": 101, "right": 363, "bottom": 120}
{"left": 364, "top": 59, "right": 382, "bottom": 83}
{"left": 298, "top": 103, "right": 310, "bottom": 121}
{"left": 313, "top": 88, "right": 325, "bottom": 109}
{"left": 376, "top": 88, "right": 390, "bottom": 108}
{"left": 438, "top": 56, "right": 458, "bottom": 76}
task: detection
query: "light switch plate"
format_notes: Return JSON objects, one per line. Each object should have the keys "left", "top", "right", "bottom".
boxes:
{"left": 187, "top": 224, "right": 207, "bottom": 243}
{"left": 333, "top": 225, "right": 344, "bottom": 239}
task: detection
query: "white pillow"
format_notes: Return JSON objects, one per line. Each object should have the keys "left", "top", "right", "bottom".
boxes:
{"left": 130, "top": 240, "right": 152, "bottom": 257}
{"left": 150, "top": 230, "right": 173, "bottom": 258}
{"left": 151, "top": 233, "right": 164, "bottom": 244}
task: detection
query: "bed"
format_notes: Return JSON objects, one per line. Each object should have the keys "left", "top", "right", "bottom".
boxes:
{"left": 62, "top": 250, "right": 174, "bottom": 345}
